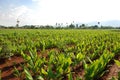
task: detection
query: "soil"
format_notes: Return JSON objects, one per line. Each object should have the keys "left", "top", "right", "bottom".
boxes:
{"left": 99, "top": 63, "right": 120, "bottom": 80}
{"left": 98, "top": 54, "right": 120, "bottom": 80}
{"left": 0, "top": 55, "right": 24, "bottom": 80}
{"left": 0, "top": 51, "right": 120, "bottom": 80}
{"left": 72, "top": 63, "right": 85, "bottom": 80}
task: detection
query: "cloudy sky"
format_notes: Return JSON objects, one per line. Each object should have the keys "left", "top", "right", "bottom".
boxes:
{"left": 0, "top": 0, "right": 120, "bottom": 26}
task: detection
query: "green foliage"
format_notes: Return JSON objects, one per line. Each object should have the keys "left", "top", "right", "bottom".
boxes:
{"left": 24, "top": 67, "right": 33, "bottom": 80}
{"left": 1, "top": 29, "right": 120, "bottom": 79}
{"left": 114, "top": 60, "right": 120, "bottom": 67}
{"left": 0, "top": 70, "right": 1, "bottom": 80}
{"left": 14, "top": 66, "right": 21, "bottom": 78}
{"left": 84, "top": 50, "right": 114, "bottom": 80}
{"left": 0, "top": 40, "right": 14, "bottom": 58}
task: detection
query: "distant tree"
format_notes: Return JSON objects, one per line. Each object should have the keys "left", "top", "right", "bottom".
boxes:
{"left": 116, "top": 27, "right": 120, "bottom": 29}
{"left": 69, "top": 24, "right": 75, "bottom": 28}
{"left": 92, "top": 25, "right": 98, "bottom": 29}
{"left": 100, "top": 26, "right": 114, "bottom": 29}
{"left": 81, "top": 24, "right": 85, "bottom": 27}
{"left": 9, "top": 26, "right": 15, "bottom": 29}
{"left": 22, "top": 25, "right": 30, "bottom": 29}
{"left": 79, "top": 24, "right": 86, "bottom": 28}
{"left": 56, "top": 26, "right": 61, "bottom": 29}
{"left": 45, "top": 25, "right": 53, "bottom": 29}
{"left": 0, "top": 25, "right": 5, "bottom": 28}
{"left": 31, "top": 25, "right": 35, "bottom": 29}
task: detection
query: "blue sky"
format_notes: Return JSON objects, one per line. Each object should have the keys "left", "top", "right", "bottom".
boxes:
{"left": 0, "top": 0, "right": 120, "bottom": 26}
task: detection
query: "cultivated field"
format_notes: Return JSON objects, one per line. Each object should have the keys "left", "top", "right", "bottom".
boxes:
{"left": 0, "top": 29, "right": 120, "bottom": 80}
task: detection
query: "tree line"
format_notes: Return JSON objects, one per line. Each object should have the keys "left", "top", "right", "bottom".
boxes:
{"left": 0, "top": 24, "right": 120, "bottom": 29}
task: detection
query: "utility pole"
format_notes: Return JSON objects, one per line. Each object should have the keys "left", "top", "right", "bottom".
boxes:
{"left": 16, "top": 19, "right": 20, "bottom": 27}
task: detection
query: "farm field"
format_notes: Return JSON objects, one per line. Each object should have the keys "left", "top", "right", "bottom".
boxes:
{"left": 0, "top": 29, "right": 120, "bottom": 80}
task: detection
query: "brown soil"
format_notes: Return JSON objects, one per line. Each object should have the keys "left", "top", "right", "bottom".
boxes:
{"left": 72, "top": 63, "right": 85, "bottom": 80}
{"left": 99, "top": 63, "right": 119, "bottom": 80}
{"left": 99, "top": 55, "right": 120, "bottom": 80}
{"left": 0, "top": 46, "right": 66, "bottom": 80}
{"left": 0, "top": 55, "right": 24, "bottom": 80}
{"left": 0, "top": 48, "right": 120, "bottom": 80}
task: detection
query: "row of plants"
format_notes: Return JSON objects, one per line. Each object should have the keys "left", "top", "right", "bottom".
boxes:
{"left": 1, "top": 29, "right": 120, "bottom": 79}
{"left": 0, "top": 29, "right": 118, "bottom": 58}
{"left": 13, "top": 48, "right": 117, "bottom": 80}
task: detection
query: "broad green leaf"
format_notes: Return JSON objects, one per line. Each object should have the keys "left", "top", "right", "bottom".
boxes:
{"left": 114, "top": 60, "right": 120, "bottom": 66}
{"left": 24, "top": 67, "right": 33, "bottom": 80}
{"left": 41, "top": 68, "right": 48, "bottom": 75}
{"left": 68, "top": 72, "right": 73, "bottom": 80}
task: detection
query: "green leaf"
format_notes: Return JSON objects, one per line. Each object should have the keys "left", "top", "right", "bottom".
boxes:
{"left": 67, "top": 57, "right": 72, "bottom": 65}
{"left": 110, "top": 77, "right": 117, "bottom": 80}
{"left": 114, "top": 60, "right": 120, "bottom": 66}
{"left": 118, "top": 72, "right": 120, "bottom": 80}
{"left": 21, "top": 51, "right": 31, "bottom": 61}
{"left": 41, "top": 68, "right": 48, "bottom": 75}
{"left": 36, "top": 75, "right": 44, "bottom": 80}
{"left": 14, "top": 66, "right": 21, "bottom": 77}
{"left": 87, "top": 57, "right": 93, "bottom": 64}
{"left": 68, "top": 72, "right": 73, "bottom": 80}
{"left": 29, "top": 50, "right": 35, "bottom": 61}
{"left": 0, "top": 70, "right": 1, "bottom": 80}
{"left": 47, "top": 68, "right": 55, "bottom": 78}
{"left": 83, "top": 60, "right": 88, "bottom": 70}
{"left": 24, "top": 67, "right": 33, "bottom": 80}
{"left": 76, "top": 53, "right": 84, "bottom": 61}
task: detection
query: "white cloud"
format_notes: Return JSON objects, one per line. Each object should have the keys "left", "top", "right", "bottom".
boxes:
{"left": 0, "top": 5, "right": 34, "bottom": 26}
{"left": 1, "top": 0, "right": 120, "bottom": 26}
{"left": 29, "top": 0, "right": 120, "bottom": 25}
{"left": 10, "top": 5, "right": 32, "bottom": 18}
